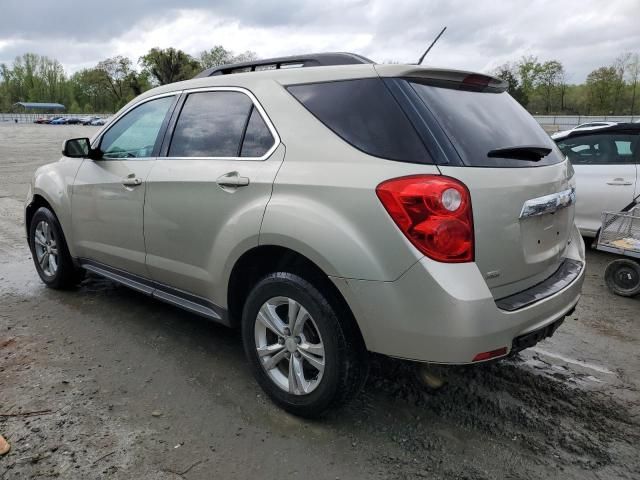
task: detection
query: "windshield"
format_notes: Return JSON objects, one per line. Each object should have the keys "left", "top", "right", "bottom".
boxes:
{"left": 409, "top": 82, "right": 564, "bottom": 167}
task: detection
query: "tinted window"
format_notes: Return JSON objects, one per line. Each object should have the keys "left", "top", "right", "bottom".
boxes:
{"left": 169, "top": 91, "right": 253, "bottom": 157}
{"left": 288, "top": 78, "right": 431, "bottom": 163}
{"left": 556, "top": 133, "right": 638, "bottom": 165}
{"left": 241, "top": 106, "right": 275, "bottom": 157}
{"left": 410, "top": 82, "right": 563, "bottom": 167}
{"left": 101, "top": 96, "right": 174, "bottom": 158}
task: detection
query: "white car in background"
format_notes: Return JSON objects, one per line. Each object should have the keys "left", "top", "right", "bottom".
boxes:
{"left": 555, "top": 124, "right": 639, "bottom": 237}
{"left": 89, "top": 117, "right": 109, "bottom": 126}
{"left": 551, "top": 121, "right": 618, "bottom": 140}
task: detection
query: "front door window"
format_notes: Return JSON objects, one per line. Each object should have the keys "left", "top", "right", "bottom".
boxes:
{"left": 101, "top": 96, "right": 175, "bottom": 159}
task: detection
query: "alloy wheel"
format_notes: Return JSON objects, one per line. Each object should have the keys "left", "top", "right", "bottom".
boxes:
{"left": 33, "top": 220, "right": 58, "bottom": 277}
{"left": 254, "top": 296, "right": 325, "bottom": 395}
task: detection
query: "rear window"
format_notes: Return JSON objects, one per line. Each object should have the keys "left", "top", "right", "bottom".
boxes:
{"left": 287, "top": 78, "right": 431, "bottom": 163}
{"left": 410, "top": 82, "right": 563, "bottom": 167}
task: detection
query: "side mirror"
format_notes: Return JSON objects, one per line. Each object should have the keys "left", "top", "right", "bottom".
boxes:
{"left": 62, "top": 138, "right": 89, "bottom": 158}
{"left": 62, "top": 138, "right": 102, "bottom": 159}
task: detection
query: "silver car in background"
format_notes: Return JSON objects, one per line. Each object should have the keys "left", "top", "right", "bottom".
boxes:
{"left": 25, "top": 53, "right": 585, "bottom": 417}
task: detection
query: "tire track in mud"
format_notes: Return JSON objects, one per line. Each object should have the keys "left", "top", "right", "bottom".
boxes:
{"left": 359, "top": 354, "right": 639, "bottom": 477}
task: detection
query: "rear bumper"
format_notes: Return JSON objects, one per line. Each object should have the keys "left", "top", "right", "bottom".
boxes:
{"left": 331, "top": 225, "right": 585, "bottom": 364}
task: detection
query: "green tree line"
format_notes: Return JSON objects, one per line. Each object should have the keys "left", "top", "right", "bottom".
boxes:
{"left": 493, "top": 52, "right": 640, "bottom": 115}
{"left": 0, "top": 46, "right": 256, "bottom": 113}
{"left": 3, "top": 48, "right": 639, "bottom": 115}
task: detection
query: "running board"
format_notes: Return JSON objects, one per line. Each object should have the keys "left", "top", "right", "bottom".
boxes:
{"left": 79, "top": 259, "right": 229, "bottom": 326}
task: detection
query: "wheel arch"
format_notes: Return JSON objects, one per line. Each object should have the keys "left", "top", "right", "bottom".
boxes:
{"left": 226, "top": 244, "right": 367, "bottom": 350}
{"left": 26, "top": 192, "right": 80, "bottom": 267}
{"left": 25, "top": 194, "right": 55, "bottom": 237}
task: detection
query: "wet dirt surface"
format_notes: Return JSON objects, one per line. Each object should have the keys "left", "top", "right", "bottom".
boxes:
{"left": 1, "top": 124, "right": 639, "bottom": 479}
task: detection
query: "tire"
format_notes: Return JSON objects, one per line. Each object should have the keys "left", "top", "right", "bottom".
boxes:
{"left": 29, "top": 207, "right": 84, "bottom": 289}
{"left": 241, "top": 272, "right": 368, "bottom": 418}
{"left": 604, "top": 259, "right": 640, "bottom": 297}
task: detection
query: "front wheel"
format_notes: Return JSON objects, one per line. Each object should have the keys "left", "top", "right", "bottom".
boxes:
{"left": 29, "top": 207, "right": 84, "bottom": 289}
{"left": 241, "top": 272, "right": 367, "bottom": 418}
{"left": 604, "top": 258, "right": 640, "bottom": 297}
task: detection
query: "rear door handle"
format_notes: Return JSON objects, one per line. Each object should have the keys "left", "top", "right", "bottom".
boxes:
{"left": 607, "top": 178, "right": 632, "bottom": 186}
{"left": 216, "top": 172, "right": 250, "bottom": 189}
{"left": 122, "top": 177, "right": 142, "bottom": 187}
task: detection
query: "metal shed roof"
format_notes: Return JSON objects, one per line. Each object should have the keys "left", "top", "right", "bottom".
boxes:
{"left": 14, "top": 102, "right": 66, "bottom": 110}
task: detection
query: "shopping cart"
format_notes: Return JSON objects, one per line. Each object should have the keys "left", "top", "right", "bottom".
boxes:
{"left": 595, "top": 198, "right": 640, "bottom": 297}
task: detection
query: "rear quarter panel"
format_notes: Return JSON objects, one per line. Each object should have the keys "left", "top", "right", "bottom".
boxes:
{"left": 256, "top": 80, "right": 439, "bottom": 281}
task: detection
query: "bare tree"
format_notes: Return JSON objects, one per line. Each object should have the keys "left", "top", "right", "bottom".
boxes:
{"left": 96, "top": 56, "right": 133, "bottom": 104}
{"left": 613, "top": 52, "right": 632, "bottom": 113}
{"left": 199, "top": 46, "right": 257, "bottom": 69}
{"left": 627, "top": 53, "right": 640, "bottom": 116}
{"left": 558, "top": 70, "right": 569, "bottom": 112}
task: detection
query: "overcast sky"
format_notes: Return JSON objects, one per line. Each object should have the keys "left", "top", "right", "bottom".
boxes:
{"left": 1, "top": 0, "right": 638, "bottom": 82}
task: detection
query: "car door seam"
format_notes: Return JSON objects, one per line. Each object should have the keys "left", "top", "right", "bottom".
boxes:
{"left": 258, "top": 143, "right": 286, "bottom": 245}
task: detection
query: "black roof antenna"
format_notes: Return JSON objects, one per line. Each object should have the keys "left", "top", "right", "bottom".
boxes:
{"left": 417, "top": 26, "right": 447, "bottom": 65}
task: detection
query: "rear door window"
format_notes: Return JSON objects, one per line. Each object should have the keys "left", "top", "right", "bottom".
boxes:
{"left": 409, "top": 82, "right": 563, "bottom": 167}
{"left": 168, "top": 91, "right": 275, "bottom": 158}
{"left": 240, "top": 106, "right": 275, "bottom": 157}
{"left": 287, "top": 78, "right": 431, "bottom": 163}
{"left": 169, "top": 91, "right": 252, "bottom": 158}
{"left": 556, "top": 133, "right": 638, "bottom": 164}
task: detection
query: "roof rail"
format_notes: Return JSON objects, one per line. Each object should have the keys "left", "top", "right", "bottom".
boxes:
{"left": 194, "top": 52, "right": 374, "bottom": 78}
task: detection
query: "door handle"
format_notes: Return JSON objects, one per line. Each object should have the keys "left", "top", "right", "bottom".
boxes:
{"left": 122, "top": 177, "right": 143, "bottom": 187}
{"left": 216, "top": 172, "right": 250, "bottom": 189}
{"left": 606, "top": 178, "right": 632, "bottom": 186}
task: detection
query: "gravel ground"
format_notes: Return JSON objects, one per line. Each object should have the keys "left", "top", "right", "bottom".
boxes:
{"left": 1, "top": 124, "right": 639, "bottom": 480}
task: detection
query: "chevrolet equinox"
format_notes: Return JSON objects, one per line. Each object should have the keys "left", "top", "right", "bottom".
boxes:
{"left": 25, "top": 53, "right": 586, "bottom": 417}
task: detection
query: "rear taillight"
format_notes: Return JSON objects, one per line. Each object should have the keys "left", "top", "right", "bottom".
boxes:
{"left": 376, "top": 175, "right": 474, "bottom": 263}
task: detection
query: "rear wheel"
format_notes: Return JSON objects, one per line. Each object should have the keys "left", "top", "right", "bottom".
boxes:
{"left": 241, "top": 272, "right": 367, "bottom": 417}
{"left": 604, "top": 259, "right": 640, "bottom": 297}
{"left": 29, "top": 207, "right": 83, "bottom": 289}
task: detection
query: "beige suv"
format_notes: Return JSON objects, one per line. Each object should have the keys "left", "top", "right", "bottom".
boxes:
{"left": 25, "top": 53, "right": 585, "bottom": 417}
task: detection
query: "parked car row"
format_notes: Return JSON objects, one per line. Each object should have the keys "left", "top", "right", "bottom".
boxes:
{"left": 34, "top": 116, "right": 109, "bottom": 126}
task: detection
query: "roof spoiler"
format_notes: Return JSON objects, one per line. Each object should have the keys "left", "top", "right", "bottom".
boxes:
{"left": 405, "top": 69, "right": 508, "bottom": 93}
{"left": 195, "top": 52, "right": 374, "bottom": 78}
{"left": 374, "top": 65, "right": 508, "bottom": 93}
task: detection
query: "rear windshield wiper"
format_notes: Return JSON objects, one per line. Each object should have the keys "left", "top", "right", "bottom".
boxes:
{"left": 487, "top": 145, "right": 552, "bottom": 161}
